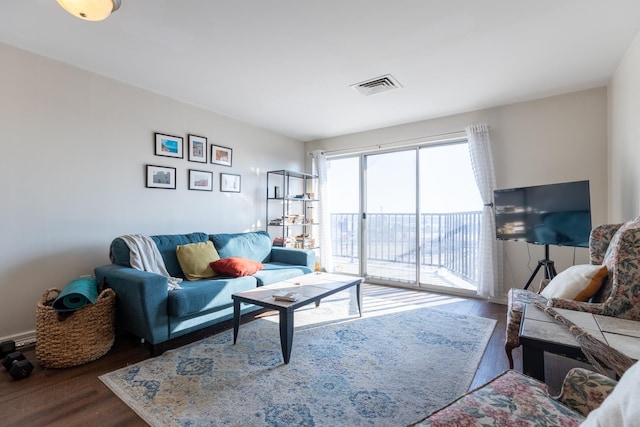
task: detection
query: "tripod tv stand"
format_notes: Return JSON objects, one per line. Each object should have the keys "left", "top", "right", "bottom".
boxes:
{"left": 523, "top": 244, "right": 558, "bottom": 290}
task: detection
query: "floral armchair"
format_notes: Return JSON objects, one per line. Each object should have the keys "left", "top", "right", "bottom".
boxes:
{"left": 505, "top": 216, "right": 640, "bottom": 368}
{"left": 408, "top": 367, "right": 618, "bottom": 426}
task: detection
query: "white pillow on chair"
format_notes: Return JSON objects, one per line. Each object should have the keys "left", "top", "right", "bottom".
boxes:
{"left": 540, "top": 264, "right": 607, "bottom": 301}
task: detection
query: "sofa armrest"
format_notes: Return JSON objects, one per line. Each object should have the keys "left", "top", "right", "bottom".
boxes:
{"left": 94, "top": 264, "right": 170, "bottom": 344}
{"left": 556, "top": 368, "right": 617, "bottom": 417}
{"left": 270, "top": 247, "right": 315, "bottom": 269}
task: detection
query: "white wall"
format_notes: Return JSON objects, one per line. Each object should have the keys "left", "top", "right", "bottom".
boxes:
{"left": 609, "top": 32, "right": 640, "bottom": 222}
{"left": 306, "top": 88, "right": 608, "bottom": 296}
{"left": 0, "top": 43, "right": 304, "bottom": 341}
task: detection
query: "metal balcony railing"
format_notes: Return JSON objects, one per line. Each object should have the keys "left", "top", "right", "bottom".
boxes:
{"left": 330, "top": 212, "right": 483, "bottom": 284}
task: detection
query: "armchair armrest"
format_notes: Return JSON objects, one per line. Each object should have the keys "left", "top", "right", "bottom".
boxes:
{"left": 556, "top": 368, "right": 617, "bottom": 416}
{"left": 547, "top": 298, "right": 607, "bottom": 315}
{"left": 94, "top": 264, "right": 170, "bottom": 344}
{"left": 270, "top": 247, "right": 315, "bottom": 269}
{"left": 539, "top": 278, "right": 551, "bottom": 293}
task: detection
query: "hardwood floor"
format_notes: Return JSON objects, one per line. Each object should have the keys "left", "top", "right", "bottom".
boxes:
{"left": 0, "top": 284, "right": 515, "bottom": 426}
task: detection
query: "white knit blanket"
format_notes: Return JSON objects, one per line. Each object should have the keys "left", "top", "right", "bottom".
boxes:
{"left": 119, "top": 234, "right": 183, "bottom": 290}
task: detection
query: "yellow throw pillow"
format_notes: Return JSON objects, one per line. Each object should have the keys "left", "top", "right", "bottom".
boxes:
{"left": 540, "top": 264, "right": 608, "bottom": 301}
{"left": 176, "top": 241, "right": 221, "bottom": 281}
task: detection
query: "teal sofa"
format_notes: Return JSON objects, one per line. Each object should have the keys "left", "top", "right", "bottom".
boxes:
{"left": 94, "top": 231, "right": 314, "bottom": 354}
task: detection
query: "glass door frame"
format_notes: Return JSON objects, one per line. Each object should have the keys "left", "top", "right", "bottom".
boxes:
{"left": 328, "top": 139, "right": 478, "bottom": 297}
{"left": 361, "top": 147, "right": 419, "bottom": 285}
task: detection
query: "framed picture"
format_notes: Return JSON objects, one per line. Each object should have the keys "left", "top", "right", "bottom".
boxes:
{"left": 188, "top": 169, "right": 213, "bottom": 191}
{"left": 210, "top": 144, "right": 233, "bottom": 167}
{"left": 220, "top": 173, "right": 241, "bottom": 193}
{"left": 154, "top": 132, "right": 184, "bottom": 159}
{"left": 146, "top": 165, "right": 176, "bottom": 189}
{"left": 187, "top": 134, "right": 207, "bottom": 163}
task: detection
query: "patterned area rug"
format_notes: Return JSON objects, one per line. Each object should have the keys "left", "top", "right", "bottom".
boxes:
{"left": 100, "top": 292, "right": 496, "bottom": 426}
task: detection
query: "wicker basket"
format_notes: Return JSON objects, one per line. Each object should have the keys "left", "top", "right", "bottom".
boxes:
{"left": 36, "top": 287, "right": 116, "bottom": 368}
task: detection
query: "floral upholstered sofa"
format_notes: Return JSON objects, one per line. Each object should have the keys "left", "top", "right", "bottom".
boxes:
{"left": 505, "top": 217, "right": 640, "bottom": 368}
{"left": 409, "top": 360, "right": 640, "bottom": 426}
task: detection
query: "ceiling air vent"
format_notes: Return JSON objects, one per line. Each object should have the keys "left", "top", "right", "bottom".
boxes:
{"left": 351, "top": 74, "right": 402, "bottom": 96}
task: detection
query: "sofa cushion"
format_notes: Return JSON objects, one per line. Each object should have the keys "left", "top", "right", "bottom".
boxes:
{"left": 110, "top": 232, "right": 209, "bottom": 277}
{"left": 409, "top": 370, "right": 583, "bottom": 426}
{"left": 110, "top": 237, "right": 137, "bottom": 267}
{"left": 151, "top": 233, "right": 210, "bottom": 278}
{"left": 540, "top": 264, "right": 608, "bottom": 301}
{"left": 211, "top": 257, "right": 264, "bottom": 277}
{"left": 176, "top": 241, "right": 221, "bottom": 281}
{"left": 167, "top": 275, "right": 257, "bottom": 317}
{"left": 270, "top": 247, "right": 315, "bottom": 268}
{"left": 210, "top": 231, "right": 272, "bottom": 262}
{"left": 253, "top": 263, "right": 313, "bottom": 286}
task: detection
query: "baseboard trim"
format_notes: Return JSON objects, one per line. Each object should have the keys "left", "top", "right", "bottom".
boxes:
{"left": 1, "top": 331, "right": 36, "bottom": 349}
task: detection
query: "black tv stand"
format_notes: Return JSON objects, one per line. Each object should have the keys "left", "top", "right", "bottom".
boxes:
{"left": 523, "top": 244, "right": 558, "bottom": 290}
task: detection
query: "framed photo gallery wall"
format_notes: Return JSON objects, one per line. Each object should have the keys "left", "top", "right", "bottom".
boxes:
{"left": 148, "top": 132, "right": 238, "bottom": 191}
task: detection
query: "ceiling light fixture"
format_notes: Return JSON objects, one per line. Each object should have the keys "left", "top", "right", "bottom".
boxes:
{"left": 57, "top": 0, "right": 121, "bottom": 21}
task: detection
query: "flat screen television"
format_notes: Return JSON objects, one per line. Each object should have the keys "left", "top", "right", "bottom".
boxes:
{"left": 494, "top": 180, "right": 592, "bottom": 248}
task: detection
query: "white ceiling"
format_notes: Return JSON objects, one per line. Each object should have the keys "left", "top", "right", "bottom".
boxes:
{"left": 2, "top": 1, "right": 640, "bottom": 141}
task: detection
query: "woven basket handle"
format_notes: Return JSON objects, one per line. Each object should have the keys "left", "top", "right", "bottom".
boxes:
{"left": 41, "top": 288, "right": 62, "bottom": 306}
{"left": 97, "top": 288, "right": 116, "bottom": 301}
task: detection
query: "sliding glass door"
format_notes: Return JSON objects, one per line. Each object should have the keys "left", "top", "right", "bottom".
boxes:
{"left": 326, "top": 141, "right": 482, "bottom": 293}
{"left": 327, "top": 156, "right": 360, "bottom": 275}
{"left": 365, "top": 150, "right": 417, "bottom": 283}
{"left": 418, "top": 143, "right": 482, "bottom": 290}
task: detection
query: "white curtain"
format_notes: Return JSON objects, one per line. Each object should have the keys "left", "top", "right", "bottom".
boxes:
{"left": 465, "top": 124, "right": 503, "bottom": 298}
{"left": 311, "top": 150, "right": 334, "bottom": 272}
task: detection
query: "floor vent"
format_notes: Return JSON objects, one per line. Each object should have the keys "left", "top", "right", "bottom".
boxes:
{"left": 351, "top": 74, "right": 402, "bottom": 96}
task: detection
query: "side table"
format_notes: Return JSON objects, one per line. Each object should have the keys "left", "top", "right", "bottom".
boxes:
{"left": 519, "top": 304, "right": 640, "bottom": 381}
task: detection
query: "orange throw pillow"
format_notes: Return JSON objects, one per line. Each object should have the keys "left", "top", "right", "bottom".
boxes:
{"left": 210, "top": 257, "right": 264, "bottom": 277}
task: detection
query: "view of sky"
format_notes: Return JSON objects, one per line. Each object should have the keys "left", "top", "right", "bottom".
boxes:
{"left": 327, "top": 143, "right": 483, "bottom": 214}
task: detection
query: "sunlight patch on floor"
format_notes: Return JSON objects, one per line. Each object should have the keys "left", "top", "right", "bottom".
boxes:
{"left": 258, "top": 282, "right": 468, "bottom": 326}
{"left": 333, "top": 257, "right": 476, "bottom": 291}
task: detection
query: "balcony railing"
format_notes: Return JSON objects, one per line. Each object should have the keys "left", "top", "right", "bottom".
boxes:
{"left": 330, "top": 211, "right": 483, "bottom": 284}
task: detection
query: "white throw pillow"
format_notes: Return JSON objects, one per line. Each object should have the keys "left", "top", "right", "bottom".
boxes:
{"left": 540, "top": 264, "right": 607, "bottom": 301}
{"left": 581, "top": 361, "right": 640, "bottom": 427}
